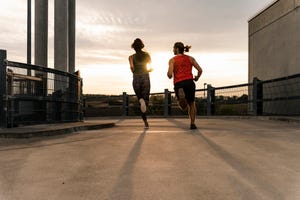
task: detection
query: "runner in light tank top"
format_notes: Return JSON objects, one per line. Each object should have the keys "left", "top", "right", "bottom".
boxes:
{"left": 129, "top": 38, "right": 153, "bottom": 129}
{"left": 167, "top": 42, "right": 203, "bottom": 129}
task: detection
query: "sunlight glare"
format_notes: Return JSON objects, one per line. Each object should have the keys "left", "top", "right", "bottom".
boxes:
{"left": 79, "top": 51, "right": 248, "bottom": 95}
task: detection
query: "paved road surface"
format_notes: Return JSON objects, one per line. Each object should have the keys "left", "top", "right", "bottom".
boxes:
{"left": 0, "top": 118, "right": 299, "bottom": 200}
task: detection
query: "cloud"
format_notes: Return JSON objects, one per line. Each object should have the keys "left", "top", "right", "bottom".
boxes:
{"left": 0, "top": 0, "right": 275, "bottom": 93}
{"left": 75, "top": 0, "right": 270, "bottom": 54}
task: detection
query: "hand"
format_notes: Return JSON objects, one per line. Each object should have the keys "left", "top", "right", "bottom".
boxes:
{"left": 194, "top": 75, "right": 200, "bottom": 81}
{"left": 148, "top": 68, "right": 154, "bottom": 72}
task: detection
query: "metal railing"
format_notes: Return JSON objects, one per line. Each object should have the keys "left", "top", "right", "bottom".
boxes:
{"left": 84, "top": 74, "right": 300, "bottom": 117}
{"left": 0, "top": 50, "right": 83, "bottom": 128}
{"left": 261, "top": 74, "right": 300, "bottom": 115}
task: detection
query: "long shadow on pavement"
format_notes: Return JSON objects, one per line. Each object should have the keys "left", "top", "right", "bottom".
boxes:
{"left": 194, "top": 129, "right": 283, "bottom": 199}
{"left": 167, "top": 118, "right": 283, "bottom": 199}
{"left": 110, "top": 129, "right": 147, "bottom": 199}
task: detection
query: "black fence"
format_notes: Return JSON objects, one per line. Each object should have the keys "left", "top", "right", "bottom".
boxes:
{"left": 84, "top": 74, "right": 300, "bottom": 117}
{"left": 0, "top": 50, "right": 83, "bottom": 128}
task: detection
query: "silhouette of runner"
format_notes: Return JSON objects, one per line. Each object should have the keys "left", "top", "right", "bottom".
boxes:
{"left": 129, "top": 38, "right": 153, "bottom": 128}
{"left": 167, "top": 42, "right": 203, "bottom": 129}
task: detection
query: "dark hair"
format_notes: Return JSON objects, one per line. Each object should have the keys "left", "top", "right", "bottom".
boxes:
{"left": 174, "top": 42, "right": 191, "bottom": 54}
{"left": 131, "top": 38, "right": 145, "bottom": 52}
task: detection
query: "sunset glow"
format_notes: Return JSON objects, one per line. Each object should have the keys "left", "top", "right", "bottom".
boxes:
{"left": 0, "top": 0, "right": 274, "bottom": 95}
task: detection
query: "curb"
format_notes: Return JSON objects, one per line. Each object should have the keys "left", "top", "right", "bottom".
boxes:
{"left": 0, "top": 123, "right": 115, "bottom": 139}
{"left": 267, "top": 117, "right": 300, "bottom": 124}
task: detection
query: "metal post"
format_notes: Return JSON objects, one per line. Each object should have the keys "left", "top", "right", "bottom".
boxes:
{"left": 80, "top": 78, "right": 84, "bottom": 121}
{"left": 207, "top": 84, "right": 215, "bottom": 116}
{"left": 27, "top": 0, "right": 32, "bottom": 95}
{"left": 0, "top": 50, "right": 7, "bottom": 128}
{"left": 123, "top": 92, "right": 128, "bottom": 116}
{"left": 253, "top": 77, "right": 263, "bottom": 115}
{"left": 164, "top": 89, "right": 171, "bottom": 116}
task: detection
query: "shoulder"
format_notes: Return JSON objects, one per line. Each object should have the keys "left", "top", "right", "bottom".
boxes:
{"left": 128, "top": 55, "right": 134, "bottom": 62}
{"left": 143, "top": 51, "right": 151, "bottom": 57}
{"left": 186, "top": 55, "right": 195, "bottom": 62}
{"left": 145, "top": 52, "right": 150, "bottom": 57}
{"left": 169, "top": 56, "right": 175, "bottom": 64}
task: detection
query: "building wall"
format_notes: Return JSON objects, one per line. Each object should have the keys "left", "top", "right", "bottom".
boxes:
{"left": 248, "top": 0, "right": 300, "bottom": 115}
{"left": 249, "top": 0, "right": 300, "bottom": 82}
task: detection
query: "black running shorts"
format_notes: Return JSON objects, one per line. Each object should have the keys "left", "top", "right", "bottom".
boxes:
{"left": 174, "top": 79, "right": 196, "bottom": 103}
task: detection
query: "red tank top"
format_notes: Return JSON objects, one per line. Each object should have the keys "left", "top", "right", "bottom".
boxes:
{"left": 173, "top": 55, "right": 193, "bottom": 84}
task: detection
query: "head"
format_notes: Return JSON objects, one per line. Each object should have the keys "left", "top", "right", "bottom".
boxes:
{"left": 131, "top": 38, "right": 145, "bottom": 52}
{"left": 173, "top": 42, "right": 191, "bottom": 55}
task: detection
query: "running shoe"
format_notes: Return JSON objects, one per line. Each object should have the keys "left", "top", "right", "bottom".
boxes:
{"left": 139, "top": 98, "right": 147, "bottom": 113}
{"left": 190, "top": 124, "right": 197, "bottom": 130}
{"left": 144, "top": 120, "right": 149, "bottom": 129}
{"left": 178, "top": 88, "right": 188, "bottom": 110}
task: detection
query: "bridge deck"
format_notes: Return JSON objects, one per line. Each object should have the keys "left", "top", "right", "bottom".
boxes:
{"left": 0, "top": 118, "right": 299, "bottom": 200}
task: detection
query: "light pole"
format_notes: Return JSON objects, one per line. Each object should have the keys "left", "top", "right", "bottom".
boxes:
{"left": 27, "top": 0, "right": 31, "bottom": 64}
{"left": 27, "top": 0, "right": 32, "bottom": 95}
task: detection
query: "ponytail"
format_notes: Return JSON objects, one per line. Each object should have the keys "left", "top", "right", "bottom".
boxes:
{"left": 184, "top": 45, "right": 191, "bottom": 52}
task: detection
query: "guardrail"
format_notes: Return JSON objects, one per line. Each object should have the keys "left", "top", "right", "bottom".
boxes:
{"left": 0, "top": 49, "right": 83, "bottom": 128}
{"left": 84, "top": 74, "right": 300, "bottom": 117}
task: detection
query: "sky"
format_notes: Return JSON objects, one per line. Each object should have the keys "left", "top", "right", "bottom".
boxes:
{"left": 0, "top": 0, "right": 275, "bottom": 94}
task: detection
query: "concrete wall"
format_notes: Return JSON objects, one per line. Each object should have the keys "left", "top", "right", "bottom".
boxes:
{"left": 248, "top": 0, "right": 300, "bottom": 115}
{"left": 249, "top": 0, "right": 300, "bottom": 82}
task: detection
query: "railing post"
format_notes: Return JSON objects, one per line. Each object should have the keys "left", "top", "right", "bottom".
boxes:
{"left": 0, "top": 50, "right": 7, "bottom": 128}
{"left": 122, "top": 92, "right": 128, "bottom": 116}
{"left": 253, "top": 77, "right": 263, "bottom": 115}
{"left": 79, "top": 76, "right": 83, "bottom": 121}
{"left": 164, "top": 89, "right": 171, "bottom": 116}
{"left": 207, "top": 84, "right": 215, "bottom": 116}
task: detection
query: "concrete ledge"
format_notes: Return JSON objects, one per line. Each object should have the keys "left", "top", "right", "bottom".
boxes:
{"left": 0, "top": 122, "right": 115, "bottom": 138}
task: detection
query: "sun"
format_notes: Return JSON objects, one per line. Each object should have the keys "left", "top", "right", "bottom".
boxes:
{"left": 149, "top": 51, "right": 174, "bottom": 92}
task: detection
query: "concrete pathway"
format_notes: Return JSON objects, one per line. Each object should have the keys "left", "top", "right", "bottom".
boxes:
{"left": 0, "top": 118, "right": 299, "bottom": 200}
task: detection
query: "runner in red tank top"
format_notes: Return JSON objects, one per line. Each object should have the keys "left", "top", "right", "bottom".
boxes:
{"left": 167, "top": 42, "right": 203, "bottom": 129}
{"left": 173, "top": 54, "right": 193, "bottom": 84}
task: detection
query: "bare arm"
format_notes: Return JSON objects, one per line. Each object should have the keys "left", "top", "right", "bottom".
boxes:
{"left": 167, "top": 58, "right": 174, "bottom": 79}
{"left": 190, "top": 56, "right": 202, "bottom": 81}
{"left": 128, "top": 55, "right": 134, "bottom": 73}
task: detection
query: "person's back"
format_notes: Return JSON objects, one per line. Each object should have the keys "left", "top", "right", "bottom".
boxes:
{"left": 132, "top": 51, "right": 150, "bottom": 75}
{"left": 173, "top": 54, "right": 193, "bottom": 84}
{"left": 129, "top": 38, "right": 152, "bottom": 128}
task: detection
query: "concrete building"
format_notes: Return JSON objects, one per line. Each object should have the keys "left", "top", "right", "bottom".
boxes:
{"left": 248, "top": 0, "right": 300, "bottom": 81}
{"left": 248, "top": 0, "right": 300, "bottom": 115}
